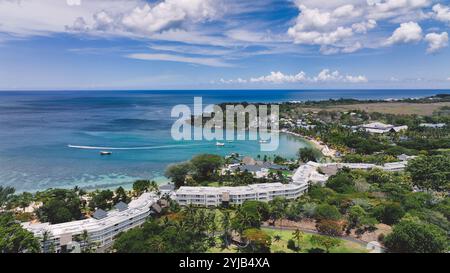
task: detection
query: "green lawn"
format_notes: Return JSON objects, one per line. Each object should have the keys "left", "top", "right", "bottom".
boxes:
{"left": 204, "top": 181, "right": 222, "bottom": 187}
{"left": 207, "top": 228, "right": 367, "bottom": 253}
{"left": 263, "top": 228, "right": 368, "bottom": 253}
{"left": 268, "top": 169, "right": 292, "bottom": 177}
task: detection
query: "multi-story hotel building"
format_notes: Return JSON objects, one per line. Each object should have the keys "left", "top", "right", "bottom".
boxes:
{"left": 174, "top": 182, "right": 307, "bottom": 207}
{"left": 22, "top": 192, "right": 159, "bottom": 253}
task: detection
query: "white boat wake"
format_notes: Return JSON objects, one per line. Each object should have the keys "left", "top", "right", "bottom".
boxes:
{"left": 68, "top": 143, "right": 206, "bottom": 150}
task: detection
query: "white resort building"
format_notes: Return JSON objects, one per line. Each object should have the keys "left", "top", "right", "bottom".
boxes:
{"left": 174, "top": 183, "right": 307, "bottom": 207}
{"left": 361, "top": 122, "right": 408, "bottom": 134}
{"left": 419, "top": 123, "right": 446, "bottom": 129}
{"left": 22, "top": 192, "right": 159, "bottom": 253}
{"left": 174, "top": 158, "right": 411, "bottom": 207}
{"left": 291, "top": 160, "right": 410, "bottom": 186}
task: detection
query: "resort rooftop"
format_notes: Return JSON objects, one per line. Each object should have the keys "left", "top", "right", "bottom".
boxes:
{"left": 176, "top": 183, "right": 301, "bottom": 196}
{"left": 22, "top": 192, "right": 158, "bottom": 238}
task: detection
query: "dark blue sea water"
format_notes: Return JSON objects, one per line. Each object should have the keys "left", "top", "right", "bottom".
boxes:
{"left": 0, "top": 89, "right": 448, "bottom": 192}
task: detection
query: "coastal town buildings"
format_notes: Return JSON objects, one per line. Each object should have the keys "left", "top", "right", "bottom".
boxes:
{"left": 419, "top": 123, "right": 446, "bottom": 129}
{"left": 22, "top": 192, "right": 159, "bottom": 253}
{"left": 361, "top": 122, "right": 408, "bottom": 134}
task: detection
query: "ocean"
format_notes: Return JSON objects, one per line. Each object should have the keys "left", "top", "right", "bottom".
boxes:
{"left": 0, "top": 89, "right": 448, "bottom": 192}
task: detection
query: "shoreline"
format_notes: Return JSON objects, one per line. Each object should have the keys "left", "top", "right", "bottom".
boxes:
{"left": 281, "top": 129, "right": 337, "bottom": 158}
{"left": 12, "top": 132, "right": 327, "bottom": 193}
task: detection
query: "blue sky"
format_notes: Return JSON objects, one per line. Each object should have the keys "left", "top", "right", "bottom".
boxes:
{"left": 0, "top": 0, "right": 450, "bottom": 90}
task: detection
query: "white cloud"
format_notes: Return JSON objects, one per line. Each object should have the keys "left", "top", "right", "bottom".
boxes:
{"left": 126, "top": 53, "right": 231, "bottom": 67}
{"left": 342, "top": 42, "right": 363, "bottom": 53}
{"left": 121, "top": 0, "right": 218, "bottom": 35}
{"left": 368, "top": 0, "right": 431, "bottom": 20}
{"left": 385, "top": 21, "right": 422, "bottom": 45}
{"left": 287, "top": 5, "right": 356, "bottom": 47}
{"left": 345, "top": 75, "right": 369, "bottom": 83}
{"left": 67, "top": 0, "right": 82, "bottom": 6}
{"left": 221, "top": 69, "right": 368, "bottom": 84}
{"left": 250, "top": 71, "right": 308, "bottom": 83}
{"left": 332, "top": 4, "right": 362, "bottom": 18}
{"left": 288, "top": 1, "right": 435, "bottom": 54}
{"left": 432, "top": 4, "right": 450, "bottom": 23}
{"left": 0, "top": 0, "right": 220, "bottom": 37}
{"left": 0, "top": 0, "right": 445, "bottom": 59}
{"left": 425, "top": 32, "right": 448, "bottom": 53}
{"left": 219, "top": 78, "right": 247, "bottom": 84}
{"left": 311, "top": 69, "right": 368, "bottom": 83}
{"left": 352, "top": 20, "right": 377, "bottom": 34}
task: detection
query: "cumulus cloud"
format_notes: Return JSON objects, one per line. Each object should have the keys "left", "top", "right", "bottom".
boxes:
{"left": 352, "top": 20, "right": 377, "bottom": 34}
{"left": 287, "top": 5, "right": 355, "bottom": 47}
{"left": 367, "top": 0, "right": 431, "bottom": 20}
{"left": 250, "top": 71, "right": 308, "bottom": 83}
{"left": 385, "top": 22, "right": 422, "bottom": 45}
{"left": 0, "top": 0, "right": 220, "bottom": 37}
{"left": 219, "top": 78, "right": 248, "bottom": 84}
{"left": 121, "top": 0, "right": 217, "bottom": 35}
{"left": 220, "top": 69, "right": 368, "bottom": 84}
{"left": 425, "top": 32, "right": 449, "bottom": 53}
{"left": 311, "top": 69, "right": 368, "bottom": 83}
{"left": 0, "top": 0, "right": 446, "bottom": 58}
{"left": 432, "top": 4, "right": 450, "bottom": 23}
{"left": 287, "top": 1, "right": 436, "bottom": 54}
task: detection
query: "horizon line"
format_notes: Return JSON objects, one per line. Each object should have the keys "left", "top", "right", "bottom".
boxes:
{"left": 1, "top": 88, "right": 450, "bottom": 92}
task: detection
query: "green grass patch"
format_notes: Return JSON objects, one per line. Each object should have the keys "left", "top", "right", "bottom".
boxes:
{"left": 263, "top": 228, "right": 367, "bottom": 253}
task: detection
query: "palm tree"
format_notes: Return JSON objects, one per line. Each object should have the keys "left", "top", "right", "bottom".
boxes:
{"left": 292, "top": 229, "right": 304, "bottom": 252}
{"left": 80, "top": 230, "right": 89, "bottom": 252}
{"left": 41, "top": 230, "right": 50, "bottom": 253}
{"left": 221, "top": 210, "right": 231, "bottom": 248}
{"left": 149, "top": 181, "right": 159, "bottom": 192}
{"left": 273, "top": 235, "right": 282, "bottom": 242}
{"left": 149, "top": 237, "right": 166, "bottom": 253}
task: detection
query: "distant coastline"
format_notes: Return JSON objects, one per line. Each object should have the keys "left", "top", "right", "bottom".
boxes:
{"left": 0, "top": 90, "right": 448, "bottom": 192}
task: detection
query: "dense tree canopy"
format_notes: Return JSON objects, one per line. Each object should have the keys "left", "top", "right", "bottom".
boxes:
{"left": 0, "top": 213, "right": 40, "bottom": 253}
{"left": 406, "top": 155, "right": 450, "bottom": 191}
{"left": 114, "top": 208, "right": 212, "bottom": 253}
{"left": 36, "top": 189, "right": 82, "bottom": 224}
{"left": 165, "top": 162, "right": 192, "bottom": 189}
{"left": 373, "top": 203, "right": 405, "bottom": 226}
{"left": 310, "top": 235, "right": 341, "bottom": 253}
{"left": 89, "top": 190, "right": 114, "bottom": 210}
{"left": 114, "top": 187, "right": 131, "bottom": 204}
{"left": 384, "top": 219, "right": 448, "bottom": 253}
{"left": 326, "top": 172, "right": 356, "bottom": 194}
{"left": 0, "top": 186, "right": 15, "bottom": 207}
{"left": 190, "top": 154, "right": 223, "bottom": 181}
{"left": 238, "top": 201, "right": 270, "bottom": 228}
{"left": 241, "top": 228, "right": 272, "bottom": 253}
{"left": 132, "top": 180, "right": 152, "bottom": 195}
{"left": 297, "top": 148, "right": 318, "bottom": 163}
{"left": 315, "top": 204, "right": 342, "bottom": 221}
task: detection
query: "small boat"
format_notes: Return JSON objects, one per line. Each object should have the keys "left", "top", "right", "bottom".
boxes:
{"left": 100, "top": 151, "right": 112, "bottom": 156}
{"left": 216, "top": 142, "right": 225, "bottom": 147}
{"left": 259, "top": 140, "right": 268, "bottom": 144}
